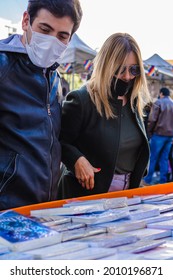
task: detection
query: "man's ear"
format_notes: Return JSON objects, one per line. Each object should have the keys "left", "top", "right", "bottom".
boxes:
{"left": 22, "top": 11, "right": 30, "bottom": 32}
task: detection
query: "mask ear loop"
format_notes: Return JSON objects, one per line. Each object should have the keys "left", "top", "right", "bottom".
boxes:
{"left": 25, "top": 13, "right": 32, "bottom": 46}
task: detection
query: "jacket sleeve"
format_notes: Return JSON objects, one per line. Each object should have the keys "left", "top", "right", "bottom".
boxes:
{"left": 60, "top": 90, "right": 85, "bottom": 171}
{"left": 147, "top": 101, "right": 160, "bottom": 138}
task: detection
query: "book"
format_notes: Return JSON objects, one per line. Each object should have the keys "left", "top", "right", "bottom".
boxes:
{"left": 144, "top": 199, "right": 173, "bottom": 205}
{"left": 106, "top": 220, "right": 147, "bottom": 233}
{"left": 142, "top": 193, "right": 173, "bottom": 203}
{"left": 30, "top": 204, "right": 106, "bottom": 216}
{"left": 100, "top": 252, "right": 144, "bottom": 260}
{"left": 61, "top": 226, "right": 106, "bottom": 242}
{"left": 31, "top": 198, "right": 128, "bottom": 217}
{"left": 127, "top": 197, "right": 141, "bottom": 205}
{"left": 46, "top": 247, "right": 116, "bottom": 260}
{"left": 0, "top": 244, "right": 10, "bottom": 256}
{"left": 158, "top": 204, "right": 173, "bottom": 213}
{"left": 129, "top": 207, "right": 160, "bottom": 220}
{"left": 70, "top": 209, "right": 130, "bottom": 225}
{"left": 128, "top": 203, "right": 160, "bottom": 212}
{"left": 133, "top": 194, "right": 164, "bottom": 201}
{"left": 147, "top": 220, "right": 173, "bottom": 230}
{"left": 26, "top": 241, "right": 89, "bottom": 259}
{"left": 127, "top": 204, "right": 142, "bottom": 211}
{"left": 63, "top": 197, "right": 128, "bottom": 209}
{"left": 123, "top": 227, "right": 172, "bottom": 240}
{"left": 141, "top": 212, "right": 173, "bottom": 224}
{"left": 139, "top": 240, "right": 173, "bottom": 260}
{"left": 116, "top": 239, "right": 165, "bottom": 253}
{"left": 77, "top": 232, "right": 138, "bottom": 248}
{"left": 51, "top": 222, "right": 86, "bottom": 232}
{"left": 143, "top": 203, "right": 173, "bottom": 213}
{"left": 142, "top": 248, "right": 173, "bottom": 260}
{"left": 0, "top": 252, "right": 35, "bottom": 260}
{"left": 30, "top": 215, "right": 71, "bottom": 226}
{"left": 0, "top": 211, "right": 62, "bottom": 252}
{"left": 163, "top": 240, "right": 173, "bottom": 248}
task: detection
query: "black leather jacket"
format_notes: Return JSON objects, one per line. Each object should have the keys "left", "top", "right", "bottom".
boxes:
{"left": 0, "top": 35, "right": 61, "bottom": 210}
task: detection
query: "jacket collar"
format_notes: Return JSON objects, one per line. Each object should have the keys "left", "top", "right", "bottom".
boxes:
{"left": 0, "top": 34, "right": 27, "bottom": 54}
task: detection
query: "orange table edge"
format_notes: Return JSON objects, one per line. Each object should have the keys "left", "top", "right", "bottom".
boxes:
{"left": 10, "top": 182, "right": 173, "bottom": 216}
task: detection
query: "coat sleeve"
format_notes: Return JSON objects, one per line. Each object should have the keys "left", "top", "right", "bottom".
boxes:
{"left": 60, "top": 90, "right": 85, "bottom": 171}
{"left": 147, "top": 101, "right": 160, "bottom": 138}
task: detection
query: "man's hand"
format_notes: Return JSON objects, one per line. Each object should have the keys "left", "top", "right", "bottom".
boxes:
{"left": 74, "top": 156, "right": 101, "bottom": 190}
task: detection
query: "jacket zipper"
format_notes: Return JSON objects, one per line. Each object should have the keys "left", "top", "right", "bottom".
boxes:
{"left": 43, "top": 68, "right": 53, "bottom": 201}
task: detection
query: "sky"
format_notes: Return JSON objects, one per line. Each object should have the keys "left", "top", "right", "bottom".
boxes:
{"left": 0, "top": 0, "right": 173, "bottom": 60}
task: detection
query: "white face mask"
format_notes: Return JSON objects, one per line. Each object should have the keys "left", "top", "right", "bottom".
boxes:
{"left": 25, "top": 25, "right": 68, "bottom": 68}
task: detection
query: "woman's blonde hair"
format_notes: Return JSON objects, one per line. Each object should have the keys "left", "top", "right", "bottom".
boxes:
{"left": 87, "top": 32, "right": 151, "bottom": 119}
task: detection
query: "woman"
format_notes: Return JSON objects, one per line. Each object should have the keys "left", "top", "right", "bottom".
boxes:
{"left": 58, "top": 32, "right": 151, "bottom": 199}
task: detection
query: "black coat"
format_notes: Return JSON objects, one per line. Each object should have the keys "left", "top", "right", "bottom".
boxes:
{"left": 58, "top": 85, "right": 150, "bottom": 199}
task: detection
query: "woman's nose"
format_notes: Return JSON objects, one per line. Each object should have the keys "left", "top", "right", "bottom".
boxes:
{"left": 121, "top": 69, "right": 132, "bottom": 81}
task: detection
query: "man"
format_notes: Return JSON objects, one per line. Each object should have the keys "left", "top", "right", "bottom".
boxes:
{"left": 0, "top": 0, "right": 82, "bottom": 210}
{"left": 143, "top": 87, "right": 173, "bottom": 185}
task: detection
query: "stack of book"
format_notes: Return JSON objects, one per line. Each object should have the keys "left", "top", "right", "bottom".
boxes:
{"left": 1, "top": 193, "right": 173, "bottom": 260}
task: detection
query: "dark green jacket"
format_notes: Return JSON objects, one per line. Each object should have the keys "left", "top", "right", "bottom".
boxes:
{"left": 58, "top": 85, "right": 149, "bottom": 199}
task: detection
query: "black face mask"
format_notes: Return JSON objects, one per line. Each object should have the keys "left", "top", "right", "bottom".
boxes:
{"left": 111, "top": 77, "right": 135, "bottom": 97}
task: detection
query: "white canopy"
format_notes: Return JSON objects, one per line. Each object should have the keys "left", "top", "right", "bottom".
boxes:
{"left": 143, "top": 53, "right": 173, "bottom": 79}
{"left": 59, "top": 33, "right": 97, "bottom": 64}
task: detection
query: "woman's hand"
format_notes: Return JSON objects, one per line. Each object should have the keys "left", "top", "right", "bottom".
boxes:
{"left": 74, "top": 156, "right": 101, "bottom": 189}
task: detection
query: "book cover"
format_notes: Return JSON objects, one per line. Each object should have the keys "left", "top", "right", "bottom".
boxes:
{"left": 0, "top": 211, "right": 62, "bottom": 252}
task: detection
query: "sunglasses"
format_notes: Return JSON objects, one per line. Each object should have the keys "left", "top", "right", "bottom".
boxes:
{"left": 116, "top": 65, "right": 141, "bottom": 77}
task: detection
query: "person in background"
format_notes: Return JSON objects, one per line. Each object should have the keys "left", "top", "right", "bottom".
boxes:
{"left": 57, "top": 32, "right": 151, "bottom": 199}
{"left": 61, "top": 76, "right": 70, "bottom": 98}
{"left": 143, "top": 87, "right": 173, "bottom": 185}
{"left": 143, "top": 102, "right": 153, "bottom": 139}
{"left": 0, "top": 0, "right": 83, "bottom": 210}
{"left": 168, "top": 142, "right": 173, "bottom": 181}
